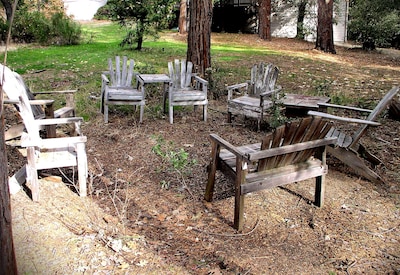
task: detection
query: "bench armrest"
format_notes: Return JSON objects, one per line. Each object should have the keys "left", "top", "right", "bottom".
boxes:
{"left": 210, "top": 134, "right": 250, "bottom": 161}
{"left": 308, "top": 111, "right": 380, "bottom": 126}
{"left": 247, "top": 137, "right": 337, "bottom": 161}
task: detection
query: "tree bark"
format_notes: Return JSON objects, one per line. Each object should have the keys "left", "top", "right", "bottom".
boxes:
{"left": 258, "top": 0, "right": 271, "bottom": 40}
{"left": 0, "top": 87, "right": 18, "bottom": 274}
{"left": 179, "top": 0, "right": 187, "bottom": 34}
{"left": 0, "top": 0, "right": 13, "bottom": 23}
{"left": 296, "top": 0, "right": 307, "bottom": 39}
{"left": 316, "top": 0, "right": 336, "bottom": 53}
{"left": 187, "top": 0, "right": 212, "bottom": 76}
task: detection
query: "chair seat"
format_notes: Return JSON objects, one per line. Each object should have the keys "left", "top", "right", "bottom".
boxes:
{"left": 171, "top": 90, "right": 207, "bottom": 102}
{"left": 36, "top": 148, "right": 78, "bottom": 170}
{"left": 228, "top": 96, "right": 273, "bottom": 115}
{"left": 107, "top": 88, "right": 143, "bottom": 101}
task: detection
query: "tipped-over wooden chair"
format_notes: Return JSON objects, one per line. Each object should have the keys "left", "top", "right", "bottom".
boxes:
{"left": 1, "top": 64, "right": 88, "bottom": 201}
{"left": 205, "top": 117, "right": 336, "bottom": 230}
{"left": 167, "top": 59, "right": 208, "bottom": 124}
{"left": 101, "top": 56, "right": 145, "bottom": 123}
{"left": 227, "top": 62, "right": 282, "bottom": 130}
{"left": 308, "top": 86, "right": 399, "bottom": 184}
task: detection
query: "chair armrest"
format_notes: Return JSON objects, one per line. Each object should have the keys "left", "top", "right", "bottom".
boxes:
{"left": 194, "top": 75, "right": 208, "bottom": 85}
{"left": 308, "top": 111, "right": 381, "bottom": 126}
{"left": 247, "top": 137, "right": 337, "bottom": 161}
{"left": 226, "top": 82, "right": 249, "bottom": 100}
{"left": 21, "top": 135, "right": 87, "bottom": 148}
{"left": 101, "top": 73, "right": 110, "bottom": 84}
{"left": 210, "top": 134, "right": 250, "bottom": 161}
{"left": 260, "top": 85, "right": 282, "bottom": 97}
{"left": 28, "top": 99, "right": 55, "bottom": 106}
{"left": 33, "top": 90, "right": 77, "bottom": 95}
{"left": 318, "top": 102, "right": 373, "bottom": 113}
{"left": 34, "top": 117, "right": 84, "bottom": 126}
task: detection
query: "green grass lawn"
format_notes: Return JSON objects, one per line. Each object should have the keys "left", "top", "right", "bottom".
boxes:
{"left": 2, "top": 21, "right": 398, "bottom": 120}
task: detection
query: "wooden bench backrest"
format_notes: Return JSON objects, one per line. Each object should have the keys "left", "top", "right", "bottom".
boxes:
{"left": 249, "top": 62, "right": 279, "bottom": 97}
{"left": 108, "top": 56, "right": 135, "bottom": 87}
{"left": 258, "top": 117, "right": 332, "bottom": 171}
{"left": 168, "top": 59, "right": 194, "bottom": 90}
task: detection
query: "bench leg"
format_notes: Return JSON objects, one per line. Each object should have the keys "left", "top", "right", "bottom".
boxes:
{"left": 203, "top": 105, "right": 207, "bottom": 122}
{"left": 204, "top": 142, "right": 219, "bottom": 202}
{"left": 234, "top": 158, "right": 247, "bottom": 231}
{"left": 314, "top": 175, "right": 325, "bottom": 207}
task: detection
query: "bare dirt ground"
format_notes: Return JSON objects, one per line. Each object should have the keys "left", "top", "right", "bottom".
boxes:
{"left": 6, "top": 35, "right": 400, "bottom": 274}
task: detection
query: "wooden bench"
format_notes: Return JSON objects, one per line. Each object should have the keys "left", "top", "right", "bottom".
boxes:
{"left": 205, "top": 117, "right": 336, "bottom": 231}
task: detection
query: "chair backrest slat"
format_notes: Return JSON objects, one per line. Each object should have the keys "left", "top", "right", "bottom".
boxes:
{"left": 108, "top": 56, "right": 136, "bottom": 87}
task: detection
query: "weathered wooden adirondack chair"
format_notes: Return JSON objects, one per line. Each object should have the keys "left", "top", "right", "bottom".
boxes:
{"left": 101, "top": 56, "right": 145, "bottom": 123}
{"left": 1, "top": 64, "right": 88, "bottom": 201}
{"left": 227, "top": 62, "right": 282, "bottom": 130}
{"left": 205, "top": 117, "right": 336, "bottom": 230}
{"left": 5, "top": 73, "right": 77, "bottom": 140}
{"left": 308, "top": 86, "right": 400, "bottom": 184}
{"left": 167, "top": 59, "right": 208, "bottom": 124}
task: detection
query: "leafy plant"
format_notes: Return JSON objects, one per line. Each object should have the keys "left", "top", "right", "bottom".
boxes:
{"left": 151, "top": 135, "right": 197, "bottom": 189}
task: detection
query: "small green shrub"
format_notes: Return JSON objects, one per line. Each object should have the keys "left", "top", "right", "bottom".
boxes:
{"left": 50, "top": 12, "right": 82, "bottom": 45}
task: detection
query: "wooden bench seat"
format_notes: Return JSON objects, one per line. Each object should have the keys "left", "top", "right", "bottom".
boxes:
{"left": 205, "top": 117, "right": 337, "bottom": 231}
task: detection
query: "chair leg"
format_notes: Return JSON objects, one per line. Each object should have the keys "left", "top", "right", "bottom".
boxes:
{"left": 104, "top": 104, "right": 109, "bottom": 123}
{"left": 76, "top": 143, "right": 88, "bottom": 197}
{"left": 169, "top": 105, "right": 174, "bottom": 124}
{"left": 203, "top": 105, "right": 207, "bottom": 122}
{"left": 227, "top": 112, "right": 232, "bottom": 123}
{"left": 139, "top": 104, "right": 144, "bottom": 123}
{"left": 26, "top": 147, "right": 40, "bottom": 201}
{"left": 234, "top": 158, "right": 247, "bottom": 231}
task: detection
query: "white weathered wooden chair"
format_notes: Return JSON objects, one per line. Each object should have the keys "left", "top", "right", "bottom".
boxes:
{"left": 227, "top": 62, "right": 282, "bottom": 130}
{"left": 101, "top": 56, "right": 145, "bottom": 123}
{"left": 167, "top": 59, "right": 208, "bottom": 124}
{"left": 205, "top": 117, "right": 336, "bottom": 231}
{"left": 308, "top": 86, "right": 400, "bottom": 184}
{"left": 1, "top": 64, "right": 88, "bottom": 201}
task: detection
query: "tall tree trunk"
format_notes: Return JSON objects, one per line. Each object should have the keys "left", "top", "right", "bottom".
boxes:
{"left": 258, "top": 0, "right": 271, "bottom": 40}
{"left": 179, "top": 0, "right": 187, "bottom": 34}
{"left": 187, "top": 0, "right": 212, "bottom": 76}
{"left": 0, "top": 87, "right": 18, "bottom": 274}
{"left": 296, "top": 0, "right": 307, "bottom": 39}
{"left": 316, "top": 0, "right": 336, "bottom": 53}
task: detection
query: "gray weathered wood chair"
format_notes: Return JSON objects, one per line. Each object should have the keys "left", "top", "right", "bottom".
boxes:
{"left": 308, "top": 86, "right": 399, "bottom": 184}
{"left": 205, "top": 117, "right": 336, "bottom": 231}
{"left": 1, "top": 64, "right": 88, "bottom": 201}
{"left": 5, "top": 72, "right": 77, "bottom": 140}
{"left": 101, "top": 56, "right": 145, "bottom": 123}
{"left": 167, "top": 59, "right": 208, "bottom": 124}
{"left": 227, "top": 62, "right": 282, "bottom": 130}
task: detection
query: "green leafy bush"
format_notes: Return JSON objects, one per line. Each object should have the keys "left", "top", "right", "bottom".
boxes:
{"left": 9, "top": 10, "right": 81, "bottom": 45}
